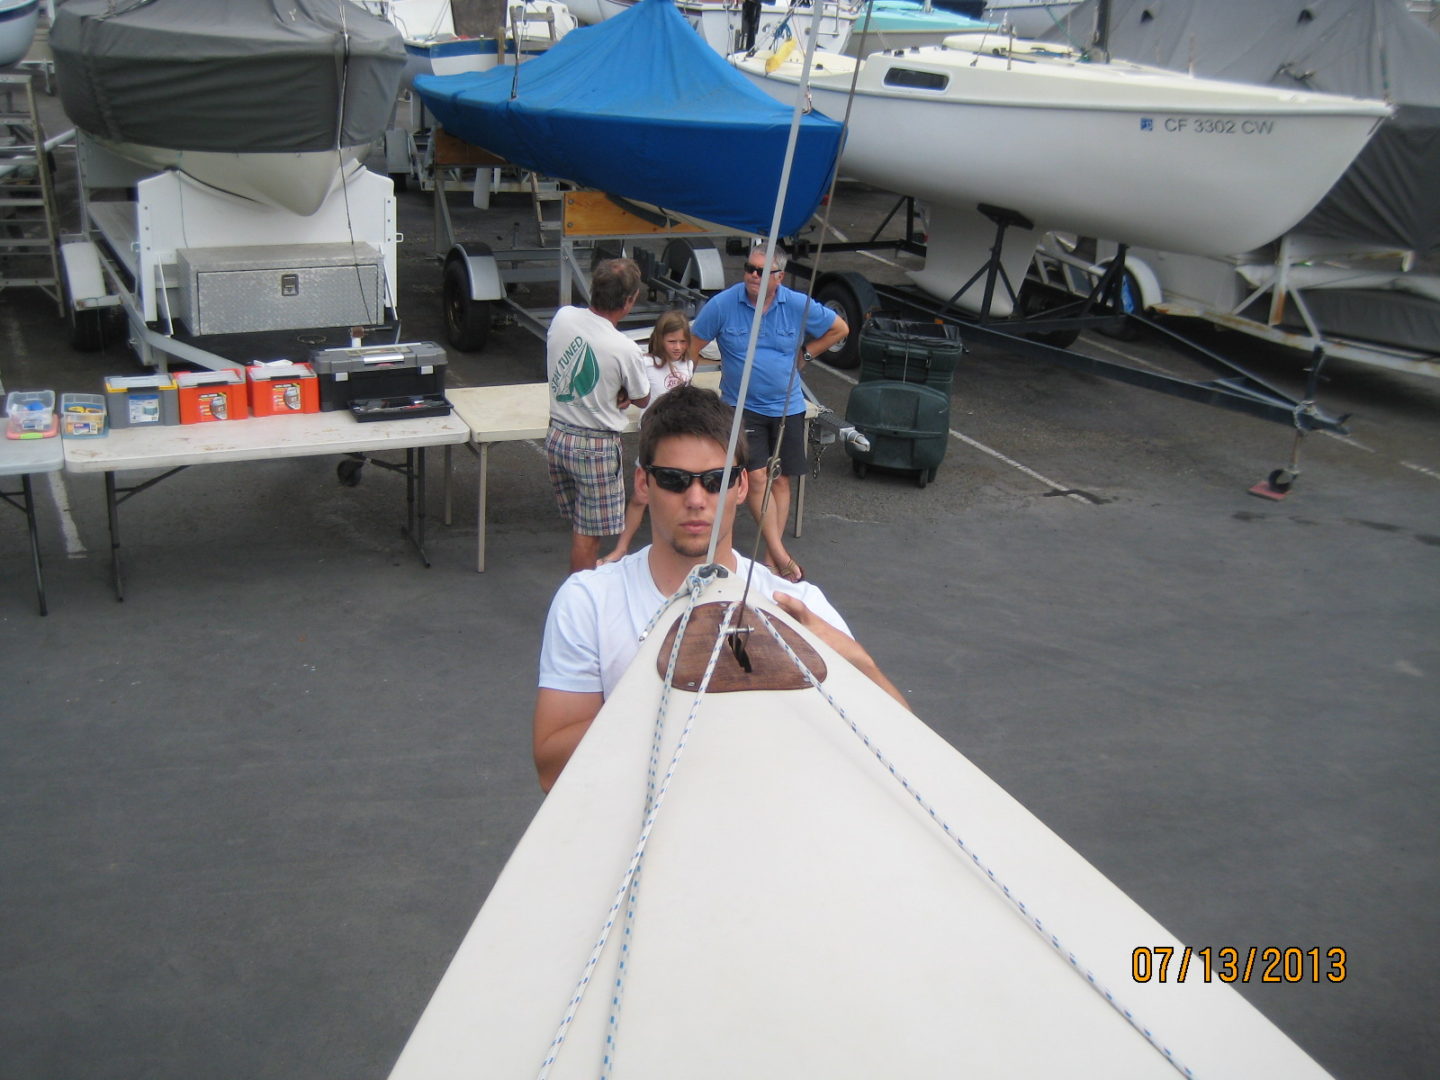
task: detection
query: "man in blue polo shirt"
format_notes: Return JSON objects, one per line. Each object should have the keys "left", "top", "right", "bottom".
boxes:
{"left": 688, "top": 243, "right": 848, "bottom": 583}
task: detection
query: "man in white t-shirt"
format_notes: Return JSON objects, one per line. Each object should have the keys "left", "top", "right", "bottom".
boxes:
{"left": 534, "top": 385, "right": 907, "bottom": 792}
{"left": 545, "top": 258, "right": 653, "bottom": 573}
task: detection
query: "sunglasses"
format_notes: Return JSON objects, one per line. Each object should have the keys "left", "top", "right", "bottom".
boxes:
{"left": 743, "top": 263, "right": 777, "bottom": 276}
{"left": 645, "top": 465, "right": 742, "bottom": 495}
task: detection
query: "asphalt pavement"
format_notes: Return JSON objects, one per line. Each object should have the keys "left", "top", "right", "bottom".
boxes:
{"left": 1, "top": 120, "right": 1438, "bottom": 1078}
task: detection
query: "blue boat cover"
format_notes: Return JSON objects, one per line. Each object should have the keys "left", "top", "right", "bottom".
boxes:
{"left": 413, "top": 0, "right": 843, "bottom": 236}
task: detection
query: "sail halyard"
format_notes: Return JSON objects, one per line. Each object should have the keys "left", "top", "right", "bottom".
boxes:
{"left": 707, "top": 0, "right": 837, "bottom": 582}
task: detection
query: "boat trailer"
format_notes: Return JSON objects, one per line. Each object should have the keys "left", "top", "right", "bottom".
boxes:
{"left": 58, "top": 135, "right": 402, "bottom": 372}
{"left": 791, "top": 198, "right": 1349, "bottom": 438}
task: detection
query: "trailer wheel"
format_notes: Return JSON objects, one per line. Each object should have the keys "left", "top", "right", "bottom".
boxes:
{"left": 1017, "top": 284, "right": 1081, "bottom": 349}
{"left": 814, "top": 277, "right": 870, "bottom": 369}
{"left": 443, "top": 260, "right": 490, "bottom": 353}
{"left": 69, "top": 307, "right": 105, "bottom": 352}
{"left": 1097, "top": 268, "right": 1144, "bottom": 341}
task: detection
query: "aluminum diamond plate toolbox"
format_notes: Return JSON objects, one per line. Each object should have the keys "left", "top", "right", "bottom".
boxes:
{"left": 177, "top": 243, "right": 385, "bottom": 335}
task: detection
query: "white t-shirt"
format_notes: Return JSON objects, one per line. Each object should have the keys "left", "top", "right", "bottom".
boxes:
{"left": 546, "top": 306, "right": 652, "bottom": 432}
{"left": 538, "top": 549, "right": 851, "bottom": 698}
{"left": 641, "top": 355, "right": 695, "bottom": 413}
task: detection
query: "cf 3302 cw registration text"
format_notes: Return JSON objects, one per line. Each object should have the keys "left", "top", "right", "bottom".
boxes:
{"left": 1158, "top": 117, "right": 1277, "bottom": 134}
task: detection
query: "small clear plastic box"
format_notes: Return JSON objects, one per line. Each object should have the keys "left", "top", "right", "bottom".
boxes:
{"left": 61, "top": 392, "right": 108, "bottom": 438}
{"left": 5, "top": 389, "right": 56, "bottom": 437}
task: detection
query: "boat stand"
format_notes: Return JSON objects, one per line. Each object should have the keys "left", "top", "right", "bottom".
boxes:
{"left": 793, "top": 199, "right": 1350, "bottom": 438}
{"left": 939, "top": 203, "right": 1035, "bottom": 324}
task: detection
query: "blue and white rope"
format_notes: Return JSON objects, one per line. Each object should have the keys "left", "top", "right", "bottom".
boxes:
{"left": 748, "top": 606, "right": 1198, "bottom": 1079}
{"left": 536, "top": 582, "right": 737, "bottom": 1080}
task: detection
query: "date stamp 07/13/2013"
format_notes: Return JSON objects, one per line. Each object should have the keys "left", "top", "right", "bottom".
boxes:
{"left": 1131, "top": 946, "right": 1347, "bottom": 984}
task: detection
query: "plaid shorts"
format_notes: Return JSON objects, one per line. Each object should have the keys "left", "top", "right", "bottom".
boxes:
{"left": 545, "top": 419, "right": 627, "bottom": 536}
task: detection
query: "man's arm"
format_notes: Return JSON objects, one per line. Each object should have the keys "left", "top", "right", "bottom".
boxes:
{"left": 803, "top": 315, "right": 849, "bottom": 363}
{"left": 533, "top": 688, "right": 605, "bottom": 792}
{"left": 619, "top": 344, "right": 652, "bottom": 411}
{"left": 688, "top": 336, "right": 712, "bottom": 365}
{"left": 771, "top": 591, "right": 910, "bottom": 711}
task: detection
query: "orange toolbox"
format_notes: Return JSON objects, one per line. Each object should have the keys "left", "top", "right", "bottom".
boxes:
{"left": 174, "top": 369, "right": 249, "bottom": 424}
{"left": 247, "top": 361, "right": 319, "bottom": 416}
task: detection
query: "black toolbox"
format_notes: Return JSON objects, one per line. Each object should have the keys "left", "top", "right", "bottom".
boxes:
{"left": 309, "top": 341, "right": 450, "bottom": 419}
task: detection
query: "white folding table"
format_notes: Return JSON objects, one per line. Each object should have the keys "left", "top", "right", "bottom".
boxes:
{"left": 63, "top": 410, "right": 470, "bottom": 600}
{"left": 1, "top": 433, "right": 65, "bottom": 614}
{"left": 445, "top": 377, "right": 811, "bottom": 573}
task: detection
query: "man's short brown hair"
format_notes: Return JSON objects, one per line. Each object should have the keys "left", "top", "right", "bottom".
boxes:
{"left": 638, "top": 385, "right": 742, "bottom": 468}
{"left": 590, "top": 258, "right": 642, "bottom": 313}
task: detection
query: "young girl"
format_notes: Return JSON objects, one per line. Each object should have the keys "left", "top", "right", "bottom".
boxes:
{"left": 598, "top": 310, "right": 695, "bottom": 565}
{"left": 640, "top": 309, "right": 695, "bottom": 408}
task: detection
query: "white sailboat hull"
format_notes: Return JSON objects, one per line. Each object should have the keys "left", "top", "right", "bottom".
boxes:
{"left": 595, "top": 0, "right": 854, "bottom": 55}
{"left": 736, "top": 44, "right": 1389, "bottom": 260}
{"left": 53, "top": 0, "right": 405, "bottom": 219}
{"left": 0, "top": 0, "right": 37, "bottom": 68}
{"left": 87, "top": 137, "right": 365, "bottom": 218}
{"left": 844, "top": 1, "right": 997, "bottom": 57}
{"left": 389, "top": 574, "right": 1334, "bottom": 1079}
{"left": 382, "top": 0, "right": 576, "bottom": 86}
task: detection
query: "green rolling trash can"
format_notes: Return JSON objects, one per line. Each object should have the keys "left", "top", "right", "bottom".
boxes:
{"left": 844, "top": 379, "right": 950, "bottom": 488}
{"left": 859, "top": 317, "right": 965, "bottom": 395}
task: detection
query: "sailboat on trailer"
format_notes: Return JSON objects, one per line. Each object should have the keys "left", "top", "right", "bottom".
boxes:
{"left": 50, "top": 0, "right": 406, "bottom": 217}
{"left": 732, "top": 29, "right": 1389, "bottom": 314}
{"left": 412, "top": 0, "right": 845, "bottom": 236}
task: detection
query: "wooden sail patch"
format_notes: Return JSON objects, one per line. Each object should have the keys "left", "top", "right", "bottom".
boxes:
{"left": 655, "top": 602, "right": 826, "bottom": 692}
{"left": 432, "top": 127, "right": 508, "bottom": 168}
{"left": 562, "top": 191, "right": 707, "bottom": 237}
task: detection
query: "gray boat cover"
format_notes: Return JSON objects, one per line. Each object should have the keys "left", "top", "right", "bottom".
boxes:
{"left": 1046, "top": 0, "right": 1440, "bottom": 261}
{"left": 51, "top": 0, "right": 406, "bottom": 154}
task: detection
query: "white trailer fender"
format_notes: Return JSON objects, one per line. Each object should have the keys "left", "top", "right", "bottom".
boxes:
{"left": 1099, "top": 254, "right": 1163, "bottom": 311}
{"left": 448, "top": 244, "right": 504, "bottom": 302}
{"left": 59, "top": 235, "right": 110, "bottom": 309}
{"left": 660, "top": 238, "right": 727, "bottom": 292}
{"left": 691, "top": 244, "right": 726, "bottom": 292}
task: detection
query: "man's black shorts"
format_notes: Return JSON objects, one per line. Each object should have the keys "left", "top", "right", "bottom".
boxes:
{"left": 741, "top": 409, "right": 807, "bottom": 477}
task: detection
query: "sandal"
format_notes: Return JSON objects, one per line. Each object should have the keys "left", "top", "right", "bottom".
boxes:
{"left": 771, "top": 557, "right": 805, "bottom": 584}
